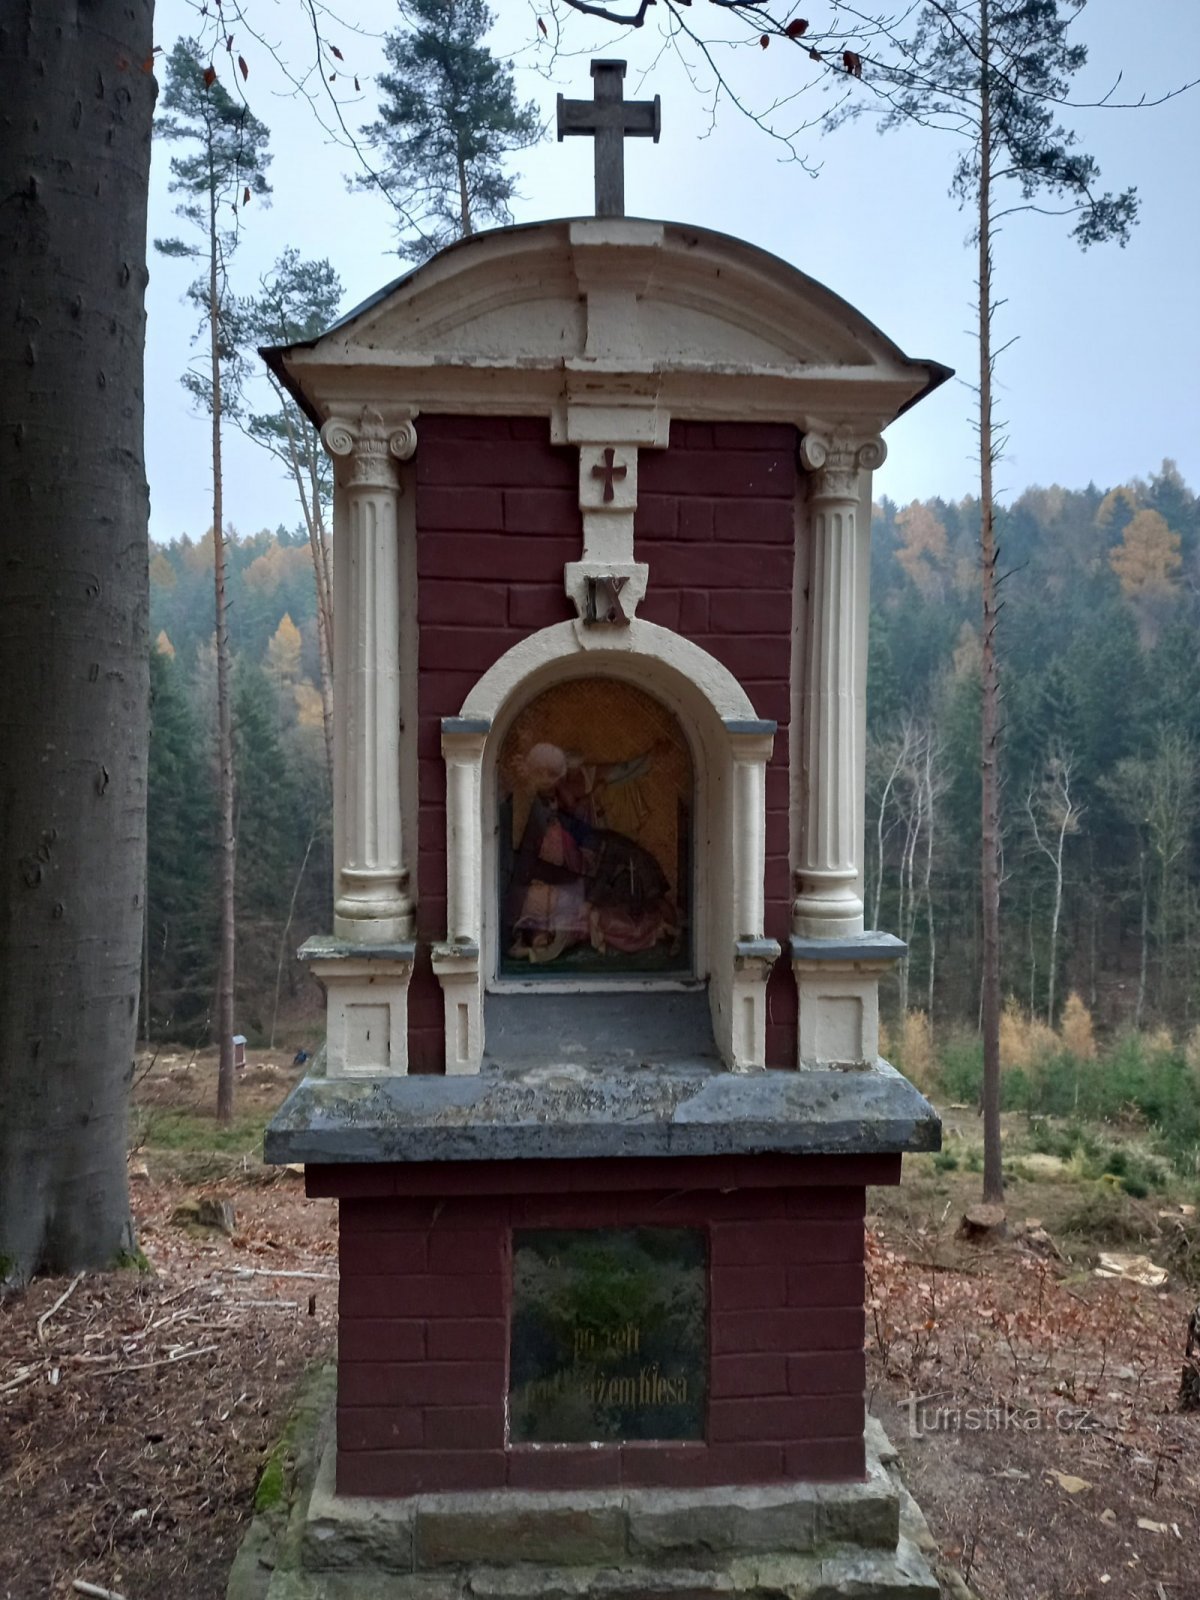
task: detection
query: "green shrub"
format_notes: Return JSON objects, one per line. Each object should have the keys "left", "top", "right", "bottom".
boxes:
{"left": 933, "top": 1030, "right": 1200, "bottom": 1182}
{"left": 937, "top": 1036, "right": 983, "bottom": 1104}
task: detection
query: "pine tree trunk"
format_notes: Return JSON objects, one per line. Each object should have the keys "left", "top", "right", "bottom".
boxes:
{"left": 978, "top": 0, "right": 1005, "bottom": 1207}
{"left": 0, "top": 0, "right": 154, "bottom": 1280}
{"left": 458, "top": 156, "right": 472, "bottom": 235}
{"left": 209, "top": 188, "right": 237, "bottom": 1126}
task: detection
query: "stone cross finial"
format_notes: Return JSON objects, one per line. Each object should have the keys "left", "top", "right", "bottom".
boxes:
{"left": 557, "top": 60, "right": 661, "bottom": 219}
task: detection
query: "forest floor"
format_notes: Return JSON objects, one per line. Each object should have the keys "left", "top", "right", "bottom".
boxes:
{"left": 0, "top": 1056, "right": 1197, "bottom": 1600}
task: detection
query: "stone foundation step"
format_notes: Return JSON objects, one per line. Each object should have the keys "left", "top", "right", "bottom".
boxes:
{"left": 266, "top": 1536, "right": 940, "bottom": 1600}
{"left": 299, "top": 1443, "right": 902, "bottom": 1575}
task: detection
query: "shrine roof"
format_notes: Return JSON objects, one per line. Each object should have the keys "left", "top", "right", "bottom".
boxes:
{"left": 261, "top": 216, "right": 950, "bottom": 433}
{"left": 264, "top": 1056, "right": 940, "bottom": 1166}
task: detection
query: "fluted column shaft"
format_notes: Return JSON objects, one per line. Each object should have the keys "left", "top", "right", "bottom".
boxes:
{"left": 793, "top": 431, "right": 885, "bottom": 939}
{"left": 322, "top": 409, "right": 417, "bottom": 942}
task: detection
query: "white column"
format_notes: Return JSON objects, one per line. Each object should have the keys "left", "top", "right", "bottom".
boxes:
{"left": 793, "top": 430, "right": 885, "bottom": 940}
{"left": 321, "top": 407, "right": 417, "bottom": 944}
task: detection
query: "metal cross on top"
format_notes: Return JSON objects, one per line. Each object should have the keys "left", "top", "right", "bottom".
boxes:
{"left": 557, "top": 60, "right": 661, "bottom": 219}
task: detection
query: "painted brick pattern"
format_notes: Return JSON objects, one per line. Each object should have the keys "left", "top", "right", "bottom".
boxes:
{"left": 636, "top": 422, "right": 798, "bottom": 1068}
{"left": 412, "top": 416, "right": 576, "bottom": 1073}
{"left": 412, "top": 416, "right": 800, "bottom": 1071}
{"left": 333, "top": 1165, "right": 866, "bottom": 1498}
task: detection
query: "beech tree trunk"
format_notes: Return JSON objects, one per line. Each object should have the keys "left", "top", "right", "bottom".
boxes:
{"left": 977, "top": 0, "right": 1005, "bottom": 1207}
{"left": 0, "top": 0, "right": 155, "bottom": 1279}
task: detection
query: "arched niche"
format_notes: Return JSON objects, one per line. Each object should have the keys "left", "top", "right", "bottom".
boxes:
{"left": 433, "top": 624, "right": 778, "bottom": 1076}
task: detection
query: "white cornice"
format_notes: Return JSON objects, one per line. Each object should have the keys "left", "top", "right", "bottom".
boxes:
{"left": 265, "top": 217, "right": 949, "bottom": 433}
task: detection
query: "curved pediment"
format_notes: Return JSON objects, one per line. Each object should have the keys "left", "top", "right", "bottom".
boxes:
{"left": 264, "top": 217, "right": 948, "bottom": 430}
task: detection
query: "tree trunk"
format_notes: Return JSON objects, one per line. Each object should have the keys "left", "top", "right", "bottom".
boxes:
{"left": 209, "top": 187, "right": 237, "bottom": 1126}
{"left": 457, "top": 155, "right": 472, "bottom": 235}
{"left": 1136, "top": 852, "right": 1148, "bottom": 1031}
{"left": 0, "top": 0, "right": 154, "bottom": 1280}
{"left": 977, "top": 0, "right": 1004, "bottom": 1207}
{"left": 1047, "top": 833, "right": 1064, "bottom": 1026}
{"left": 922, "top": 736, "right": 937, "bottom": 1018}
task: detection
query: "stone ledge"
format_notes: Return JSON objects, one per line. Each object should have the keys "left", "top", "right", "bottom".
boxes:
{"left": 264, "top": 1058, "right": 940, "bottom": 1166}
{"left": 265, "top": 1542, "right": 937, "bottom": 1600}
{"left": 238, "top": 1408, "right": 940, "bottom": 1600}
{"left": 790, "top": 934, "right": 907, "bottom": 965}
{"left": 297, "top": 1427, "right": 901, "bottom": 1576}
{"left": 300, "top": 936, "right": 418, "bottom": 964}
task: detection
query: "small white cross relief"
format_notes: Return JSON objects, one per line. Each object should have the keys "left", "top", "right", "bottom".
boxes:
{"left": 566, "top": 442, "right": 647, "bottom": 629}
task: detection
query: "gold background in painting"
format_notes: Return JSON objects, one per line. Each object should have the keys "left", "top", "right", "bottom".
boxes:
{"left": 499, "top": 679, "right": 692, "bottom": 905}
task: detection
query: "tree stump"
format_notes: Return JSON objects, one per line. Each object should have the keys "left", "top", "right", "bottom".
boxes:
{"left": 957, "top": 1203, "right": 1007, "bottom": 1241}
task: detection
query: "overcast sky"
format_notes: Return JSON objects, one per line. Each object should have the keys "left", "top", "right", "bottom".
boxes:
{"left": 145, "top": 0, "right": 1200, "bottom": 545}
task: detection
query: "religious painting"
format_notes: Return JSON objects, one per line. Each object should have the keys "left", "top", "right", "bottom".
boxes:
{"left": 497, "top": 680, "right": 692, "bottom": 977}
{"left": 508, "top": 1228, "right": 708, "bottom": 1444}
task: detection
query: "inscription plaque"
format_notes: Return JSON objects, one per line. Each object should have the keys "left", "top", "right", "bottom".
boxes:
{"left": 508, "top": 1227, "right": 707, "bottom": 1443}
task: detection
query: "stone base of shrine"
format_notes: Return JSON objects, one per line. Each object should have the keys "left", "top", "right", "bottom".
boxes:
{"left": 247, "top": 1415, "right": 940, "bottom": 1600}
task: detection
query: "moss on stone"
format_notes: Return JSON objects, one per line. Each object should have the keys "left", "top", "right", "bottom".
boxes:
{"left": 255, "top": 1450, "right": 288, "bottom": 1514}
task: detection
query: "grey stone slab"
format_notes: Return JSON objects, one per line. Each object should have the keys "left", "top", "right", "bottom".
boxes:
{"left": 417, "top": 1500, "right": 626, "bottom": 1568}
{"left": 815, "top": 1457, "right": 899, "bottom": 1550}
{"left": 264, "top": 1056, "right": 940, "bottom": 1166}
{"left": 302, "top": 1435, "right": 416, "bottom": 1572}
{"left": 443, "top": 717, "right": 492, "bottom": 734}
{"left": 864, "top": 1414, "right": 898, "bottom": 1468}
{"left": 811, "top": 1537, "right": 940, "bottom": 1599}
{"left": 790, "top": 935, "right": 907, "bottom": 965}
{"left": 735, "top": 939, "right": 782, "bottom": 961}
{"left": 626, "top": 1485, "right": 821, "bottom": 1561}
{"left": 484, "top": 990, "right": 720, "bottom": 1071}
{"left": 300, "top": 935, "right": 417, "bottom": 964}
{"left": 722, "top": 719, "right": 778, "bottom": 736}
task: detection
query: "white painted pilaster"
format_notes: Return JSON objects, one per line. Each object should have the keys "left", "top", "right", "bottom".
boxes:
{"left": 442, "top": 721, "right": 488, "bottom": 948}
{"left": 434, "top": 718, "right": 490, "bottom": 1075}
{"left": 727, "top": 723, "right": 776, "bottom": 1072}
{"left": 793, "top": 430, "right": 885, "bottom": 940}
{"left": 321, "top": 407, "right": 417, "bottom": 944}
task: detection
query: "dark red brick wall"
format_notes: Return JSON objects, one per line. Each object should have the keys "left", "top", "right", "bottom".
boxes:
{"left": 412, "top": 416, "right": 577, "bottom": 1072}
{"left": 412, "top": 416, "right": 799, "bottom": 1071}
{"left": 317, "top": 1155, "right": 889, "bottom": 1497}
{"left": 635, "top": 424, "right": 797, "bottom": 1067}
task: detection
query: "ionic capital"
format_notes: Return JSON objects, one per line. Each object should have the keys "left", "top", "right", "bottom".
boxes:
{"left": 320, "top": 406, "right": 417, "bottom": 489}
{"left": 799, "top": 430, "right": 886, "bottom": 502}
